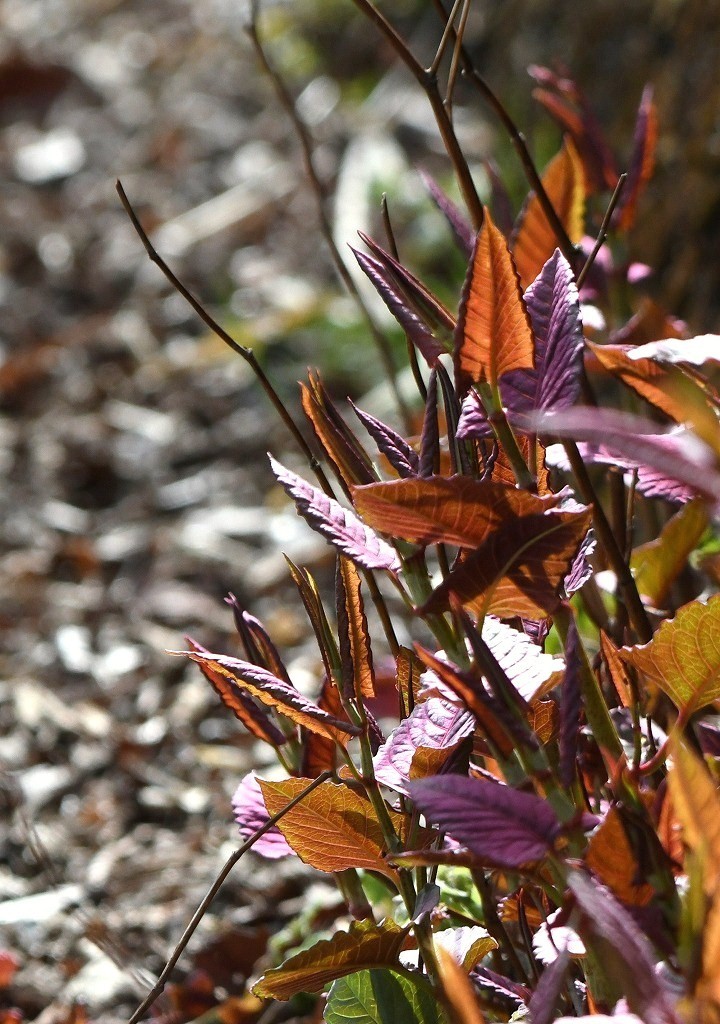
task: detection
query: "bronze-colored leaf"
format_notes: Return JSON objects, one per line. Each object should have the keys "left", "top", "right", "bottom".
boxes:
{"left": 253, "top": 919, "right": 410, "bottom": 1000}
{"left": 455, "top": 207, "right": 534, "bottom": 391}
{"left": 585, "top": 807, "right": 654, "bottom": 906}
{"left": 437, "top": 946, "right": 487, "bottom": 1024}
{"left": 258, "top": 778, "right": 399, "bottom": 880}
{"left": 352, "top": 476, "right": 559, "bottom": 550}
{"left": 337, "top": 556, "right": 375, "bottom": 699}
{"left": 631, "top": 500, "right": 709, "bottom": 607}
{"left": 301, "top": 371, "right": 375, "bottom": 489}
{"left": 622, "top": 595, "right": 720, "bottom": 714}
{"left": 512, "top": 140, "right": 585, "bottom": 289}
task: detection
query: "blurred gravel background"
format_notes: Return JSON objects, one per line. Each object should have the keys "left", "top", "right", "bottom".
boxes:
{"left": 1, "top": 1, "right": 718, "bottom": 1021}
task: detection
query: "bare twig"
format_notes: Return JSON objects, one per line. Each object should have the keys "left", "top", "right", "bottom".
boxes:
{"left": 127, "top": 771, "right": 334, "bottom": 1024}
{"left": 465, "top": 71, "right": 577, "bottom": 267}
{"left": 349, "top": 0, "right": 483, "bottom": 230}
{"left": 115, "top": 180, "right": 334, "bottom": 496}
{"left": 576, "top": 172, "right": 627, "bottom": 289}
{"left": 245, "top": 6, "right": 412, "bottom": 431}
{"left": 562, "top": 440, "right": 653, "bottom": 644}
{"left": 428, "top": 0, "right": 464, "bottom": 78}
{"left": 444, "top": 0, "right": 471, "bottom": 112}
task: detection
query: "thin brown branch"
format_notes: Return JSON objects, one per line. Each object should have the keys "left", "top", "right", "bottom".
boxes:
{"left": 127, "top": 771, "right": 334, "bottom": 1024}
{"left": 245, "top": 8, "right": 413, "bottom": 431}
{"left": 444, "top": 0, "right": 471, "bottom": 112}
{"left": 115, "top": 180, "right": 334, "bottom": 497}
{"left": 562, "top": 440, "right": 653, "bottom": 644}
{"left": 576, "top": 172, "right": 627, "bottom": 289}
{"left": 349, "top": 0, "right": 483, "bottom": 230}
{"left": 428, "top": 0, "right": 464, "bottom": 78}
{"left": 464, "top": 71, "right": 577, "bottom": 267}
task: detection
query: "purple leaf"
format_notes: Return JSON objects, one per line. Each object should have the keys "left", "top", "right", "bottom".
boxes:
{"left": 419, "top": 369, "right": 439, "bottom": 478}
{"left": 270, "top": 456, "right": 400, "bottom": 572}
{"left": 559, "top": 617, "right": 582, "bottom": 788}
{"left": 351, "top": 402, "right": 419, "bottom": 478}
{"left": 420, "top": 169, "right": 475, "bottom": 256}
{"left": 181, "top": 649, "right": 362, "bottom": 738}
{"left": 226, "top": 593, "right": 292, "bottom": 683}
{"left": 373, "top": 697, "right": 476, "bottom": 795}
{"left": 232, "top": 772, "right": 294, "bottom": 859}
{"left": 484, "top": 159, "right": 515, "bottom": 236}
{"left": 569, "top": 871, "right": 680, "bottom": 1024}
{"left": 408, "top": 775, "right": 562, "bottom": 867}
{"left": 537, "top": 408, "right": 720, "bottom": 506}
{"left": 613, "top": 84, "right": 656, "bottom": 231}
{"left": 564, "top": 531, "right": 596, "bottom": 596}
{"left": 456, "top": 252, "right": 584, "bottom": 439}
{"left": 527, "top": 947, "right": 570, "bottom": 1024}
{"left": 471, "top": 966, "right": 531, "bottom": 1007}
{"left": 353, "top": 246, "right": 444, "bottom": 367}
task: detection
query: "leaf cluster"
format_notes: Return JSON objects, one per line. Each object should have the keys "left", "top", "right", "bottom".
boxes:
{"left": 124, "top": 5, "right": 720, "bottom": 1024}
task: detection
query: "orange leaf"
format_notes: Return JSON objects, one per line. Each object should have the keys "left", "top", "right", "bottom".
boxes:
{"left": 253, "top": 919, "right": 410, "bottom": 1000}
{"left": 258, "top": 778, "right": 399, "bottom": 880}
{"left": 599, "top": 631, "right": 634, "bottom": 709}
{"left": 337, "top": 557, "right": 375, "bottom": 699}
{"left": 587, "top": 341, "right": 710, "bottom": 424}
{"left": 455, "top": 207, "right": 534, "bottom": 391}
{"left": 301, "top": 676, "right": 350, "bottom": 778}
{"left": 352, "top": 476, "right": 559, "bottom": 549}
{"left": 396, "top": 645, "right": 423, "bottom": 718}
{"left": 585, "top": 807, "right": 654, "bottom": 906}
{"left": 513, "top": 139, "right": 585, "bottom": 289}
{"left": 437, "top": 946, "right": 487, "bottom": 1024}
{"left": 301, "top": 371, "right": 374, "bottom": 488}
{"left": 667, "top": 738, "right": 720, "bottom": 893}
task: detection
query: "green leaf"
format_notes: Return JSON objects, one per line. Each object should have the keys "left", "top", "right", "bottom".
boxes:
{"left": 324, "top": 969, "right": 443, "bottom": 1024}
{"left": 253, "top": 919, "right": 410, "bottom": 1000}
{"left": 631, "top": 499, "right": 708, "bottom": 606}
{"left": 622, "top": 594, "right": 720, "bottom": 713}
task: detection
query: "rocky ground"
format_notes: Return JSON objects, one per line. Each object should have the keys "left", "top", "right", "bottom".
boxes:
{"left": 1, "top": 1, "right": 719, "bottom": 1022}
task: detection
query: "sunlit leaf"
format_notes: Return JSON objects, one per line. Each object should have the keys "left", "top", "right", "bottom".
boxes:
{"left": 258, "top": 778, "right": 399, "bottom": 880}
{"left": 587, "top": 341, "right": 709, "bottom": 424}
{"left": 408, "top": 775, "right": 561, "bottom": 868}
{"left": 455, "top": 207, "right": 534, "bottom": 392}
{"left": 271, "top": 456, "right": 400, "bottom": 572}
{"left": 599, "top": 631, "right": 633, "bottom": 708}
{"left": 458, "top": 251, "right": 584, "bottom": 437}
{"left": 667, "top": 739, "right": 720, "bottom": 892}
{"left": 186, "top": 639, "right": 287, "bottom": 747}
{"left": 325, "top": 969, "right": 443, "bottom": 1024}
{"left": 537, "top": 408, "right": 720, "bottom": 505}
{"left": 301, "top": 371, "right": 375, "bottom": 488}
{"left": 396, "top": 645, "right": 424, "bottom": 719}
{"left": 181, "top": 650, "right": 360, "bottom": 739}
{"left": 629, "top": 335, "right": 720, "bottom": 368}
{"left": 232, "top": 772, "right": 293, "bottom": 859}
{"left": 631, "top": 500, "right": 708, "bottom": 606}
{"left": 434, "top": 930, "right": 496, "bottom": 978}
{"left": 351, "top": 402, "right": 419, "bottom": 479}
{"left": 301, "top": 676, "right": 349, "bottom": 777}
{"left": 512, "top": 140, "right": 585, "bottom": 289}
{"left": 423, "top": 504, "right": 591, "bottom": 619}
{"left": 226, "top": 594, "right": 292, "bottom": 684}
{"left": 352, "top": 476, "right": 559, "bottom": 549}
{"left": 373, "top": 697, "right": 475, "bottom": 795}
{"left": 622, "top": 594, "right": 720, "bottom": 713}
{"left": 337, "top": 557, "right": 375, "bottom": 700}
{"left": 482, "top": 616, "right": 564, "bottom": 702}
{"left": 253, "top": 919, "right": 410, "bottom": 999}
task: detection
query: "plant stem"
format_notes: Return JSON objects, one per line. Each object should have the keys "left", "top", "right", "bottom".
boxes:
{"left": 576, "top": 173, "right": 627, "bottom": 290}
{"left": 126, "top": 771, "right": 334, "bottom": 1024}
{"left": 562, "top": 440, "right": 653, "bottom": 643}
{"left": 245, "top": 9, "right": 412, "bottom": 432}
